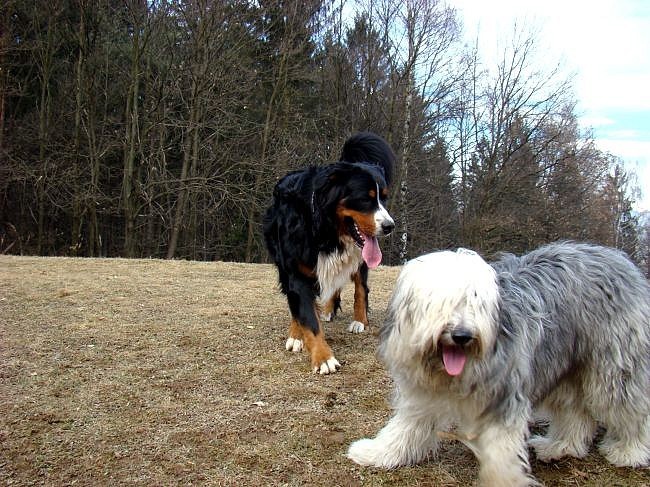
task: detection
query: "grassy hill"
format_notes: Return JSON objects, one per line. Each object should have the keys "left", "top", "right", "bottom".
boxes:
{"left": 1, "top": 256, "right": 647, "bottom": 486}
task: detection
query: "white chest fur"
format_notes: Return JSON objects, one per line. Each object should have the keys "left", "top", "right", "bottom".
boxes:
{"left": 316, "top": 240, "right": 363, "bottom": 304}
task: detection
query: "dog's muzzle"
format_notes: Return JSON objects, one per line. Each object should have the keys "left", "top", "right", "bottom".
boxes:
{"left": 440, "top": 327, "right": 475, "bottom": 377}
{"left": 450, "top": 330, "right": 474, "bottom": 346}
{"left": 374, "top": 206, "right": 394, "bottom": 236}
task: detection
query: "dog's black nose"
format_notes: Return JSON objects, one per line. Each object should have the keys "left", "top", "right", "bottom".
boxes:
{"left": 451, "top": 331, "right": 474, "bottom": 346}
{"left": 382, "top": 221, "right": 394, "bottom": 236}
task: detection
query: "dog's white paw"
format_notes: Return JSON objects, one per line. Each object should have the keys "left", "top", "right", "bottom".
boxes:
{"left": 348, "top": 438, "right": 391, "bottom": 467}
{"left": 598, "top": 438, "right": 650, "bottom": 467}
{"left": 285, "top": 337, "right": 303, "bottom": 352}
{"left": 314, "top": 356, "right": 341, "bottom": 375}
{"left": 347, "top": 438, "right": 377, "bottom": 466}
{"left": 347, "top": 320, "right": 365, "bottom": 333}
{"left": 529, "top": 435, "right": 588, "bottom": 462}
{"left": 320, "top": 312, "right": 333, "bottom": 322}
{"left": 529, "top": 436, "right": 561, "bottom": 462}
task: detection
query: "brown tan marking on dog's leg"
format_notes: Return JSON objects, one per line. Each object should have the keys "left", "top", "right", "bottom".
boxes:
{"left": 348, "top": 271, "right": 368, "bottom": 333}
{"left": 302, "top": 320, "right": 340, "bottom": 374}
{"left": 352, "top": 271, "right": 368, "bottom": 326}
{"left": 286, "top": 319, "right": 304, "bottom": 352}
{"left": 320, "top": 290, "right": 341, "bottom": 322}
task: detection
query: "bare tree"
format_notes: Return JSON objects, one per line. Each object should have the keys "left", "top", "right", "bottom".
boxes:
{"left": 638, "top": 214, "right": 650, "bottom": 278}
{"left": 455, "top": 24, "right": 574, "bottom": 252}
{"left": 1, "top": 0, "right": 643, "bottom": 262}
{"left": 30, "top": 1, "right": 65, "bottom": 253}
{"left": 0, "top": 1, "right": 11, "bottom": 156}
{"left": 244, "top": 0, "right": 328, "bottom": 262}
{"left": 121, "top": 0, "right": 151, "bottom": 257}
{"left": 354, "top": 0, "right": 460, "bottom": 261}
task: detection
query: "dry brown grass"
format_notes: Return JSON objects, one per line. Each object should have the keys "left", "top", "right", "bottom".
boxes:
{"left": 1, "top": 256, "right": 648, "bottom": 486}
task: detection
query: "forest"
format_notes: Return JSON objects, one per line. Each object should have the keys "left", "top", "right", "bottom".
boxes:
{"left": 1, "top": 0, "right": 648, "bottom": 273}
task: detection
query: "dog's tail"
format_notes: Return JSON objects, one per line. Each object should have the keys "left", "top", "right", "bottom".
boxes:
{"left": 340, "top": 132, "right": 395, "bottom": 186}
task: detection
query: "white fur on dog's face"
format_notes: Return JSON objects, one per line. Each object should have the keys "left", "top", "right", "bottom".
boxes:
{"left": 381, "top": 248, "right": 500, "bottom": 376}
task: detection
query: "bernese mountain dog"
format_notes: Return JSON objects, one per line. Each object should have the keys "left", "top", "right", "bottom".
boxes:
{"left": 263, "top": 132, "right": 395, "bottom": 374}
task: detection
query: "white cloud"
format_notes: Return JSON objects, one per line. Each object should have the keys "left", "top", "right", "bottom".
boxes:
{"left": 597, "top": 138, "right": 650, "bottom": 161}
{"left": 577, "top": 73, "right": 650, "bottom": 112}
{"left": 580, "top": 115, "right": 616, "bottom": 128}
{"left": 605, "top": 129, "right": 647, "bottom": 140}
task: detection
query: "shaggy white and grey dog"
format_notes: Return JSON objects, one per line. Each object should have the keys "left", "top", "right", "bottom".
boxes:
{"left": 348, "top": 242, "right": 650, "bottom": 486}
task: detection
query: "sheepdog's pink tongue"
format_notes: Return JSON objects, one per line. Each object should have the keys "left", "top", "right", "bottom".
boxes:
{"left": 442, "top": 345, "right": 466, "bottom": 376}
{"left": 361, "top": 234, "right": 382, "bottom": 269}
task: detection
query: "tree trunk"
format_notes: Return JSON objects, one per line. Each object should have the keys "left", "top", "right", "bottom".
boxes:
{"left": 166, "top": 79, "right": 200, "bottom": 260}
{"left": 71, "top": 6, "right": 85, "bottom": 255}
{"left": 0, "top": 7, "right": 7, "bottom": 156}
{"left": 244, "top": 47, "right": 289, "bottom": 262}
{"left": 397, "top": 2, "right": 416, "bottom": 263}
{"left": 398, "top": 88, "right": 412, "bottom": 263}
{"left": 36, "top": 15, "right": 55, "bottom": 254}
{"left": 122, "top": 26, "right": 141, "bottom": 257}
{"left": 86, "top": 102, "right": 101, "bottom": 257}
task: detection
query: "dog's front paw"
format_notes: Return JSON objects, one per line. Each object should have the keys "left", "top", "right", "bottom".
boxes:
{"left": 348, "top": 438, "right": 379, "bottom": 466}
{"left": 285, "top": 336, "right": 303, "bottom": 352}
{"left": 347, "top": 320, "right": 366, "bottom": 333}
{"left": 314, "top": 356, "right": 341, "bottom": 375}
{"left": 348, "top": 438, "right": 394, "bottom": 468}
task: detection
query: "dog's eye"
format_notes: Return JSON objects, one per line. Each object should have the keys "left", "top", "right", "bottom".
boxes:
{"left": 344, "top": 194, "right": 374, "bottom": 212}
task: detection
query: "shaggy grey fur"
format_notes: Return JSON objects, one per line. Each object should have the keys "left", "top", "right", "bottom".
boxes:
{"left": 487, "top": 243, "right": 649, "bottom": 420}
{"left": 348, "top": 241, "right": 650, "bottom": 486}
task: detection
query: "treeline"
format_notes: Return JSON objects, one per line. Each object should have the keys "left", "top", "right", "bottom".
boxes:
{"left": 1, "top": 0, "right": 647, "bottom": 269}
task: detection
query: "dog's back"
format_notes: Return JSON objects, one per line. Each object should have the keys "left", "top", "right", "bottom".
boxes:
{"left": 493, "top": 242, "right": 649, "bottom": 343}
{"left": 493, "top": 241, "right": 650, "bottom": 383}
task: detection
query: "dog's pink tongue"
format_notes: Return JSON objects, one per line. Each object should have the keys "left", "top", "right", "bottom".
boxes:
{"left": 442, "top": 345, "right": 466, "bottom": 376}
{"left": 361, "top": 234, "right": 382, "bottom": 269}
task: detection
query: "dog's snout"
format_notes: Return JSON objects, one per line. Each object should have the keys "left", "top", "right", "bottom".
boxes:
{"left": 374, "top": 199, "right": 394, "bottom": 237}
{"left": 451, "top": 330, "right": 474, "bottom": 346}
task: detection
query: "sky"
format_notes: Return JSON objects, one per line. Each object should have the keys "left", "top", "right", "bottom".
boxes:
{"left": 447, "top": 0, "right": 650, "bottom": 212}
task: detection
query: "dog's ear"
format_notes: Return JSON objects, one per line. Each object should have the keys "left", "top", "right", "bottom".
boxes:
{"left": 311, "top": 164, "right": 352, "bottom": 238}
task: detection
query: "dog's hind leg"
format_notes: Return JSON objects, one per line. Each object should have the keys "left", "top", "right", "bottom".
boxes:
{"left": 598, "top": 411, "right": 650, "bottom": 467}
{"left": 529, "top": 383, "right": 597, "bottom": 462}
{"left": 319, "top": 290, "right": 341, "bottom": 322}
{"left": 348, "top": 269, "right": 369, "bottom": 333}
{"left": 581, "top": 361, "right": 650, "bottom": 467}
